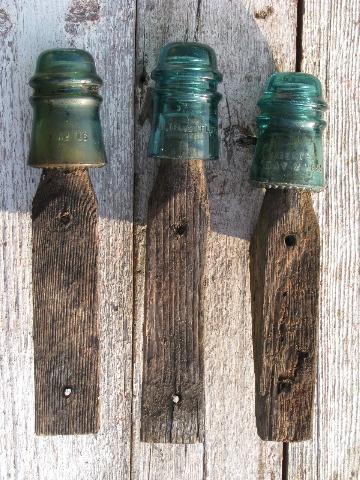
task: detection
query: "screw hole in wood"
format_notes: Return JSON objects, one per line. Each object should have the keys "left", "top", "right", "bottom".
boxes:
{"left": 58, "top": 210, "right": 72, "bottom": 226}
{"left": 277, "top": 378, "right": 292, "bottom": 395}
{"left": 172, "top": 394, "right": 181, "bottom": 404}
{"left": 284, "top": 234, "right": 297, "bottom": 247}
{"left": 63, "top": 386, "right": 73, "bottom": 398}
{"left": 176, "top": 224, "right": 187, "bottom": 236}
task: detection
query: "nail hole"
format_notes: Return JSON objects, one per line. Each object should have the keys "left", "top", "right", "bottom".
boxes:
{"left": 282, "top": 291, "right": 288, "bottom": 297}
{"left": 58, "top": 210, "right": 72, "bottom": 225}
{"left": 284, "top": 234, "right": 296, "bottom": 247}
{"left": 63, "top": 386, "right": 73, "bottom": 398}
{"left": 175, "top": 223, "right": 187, "bottom": 236}
{"left": 172, "top": 394, "right": 181, "bottom": 404}
{"left": 277, "top": 378, "right": 292, "bottom": 395}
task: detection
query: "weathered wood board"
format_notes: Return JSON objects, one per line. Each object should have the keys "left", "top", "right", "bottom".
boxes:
{"left": 133, "top": 1, "right": 296, "bottom": 478}
{"left": 141, "top": 160, "right": 208, "bottom": 444}
{"left": 0, "top": 0, "right": 358, "bottom": 478}
{"left": 0, "top": 0, "right": 134, "bottom": 478}
{"left": 250, "top": 190, "right": 320, "bottom": 442}
{"left": 32, "top": 168, "right": 100, "bottom": 435}
{"left": 288, "top": 0, "right": 360, "bottom": 479}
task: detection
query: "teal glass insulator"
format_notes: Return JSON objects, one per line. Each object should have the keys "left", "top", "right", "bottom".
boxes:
{"left": 148, "top": 42, "right": 222, "bottom": 161}
{"left": 250, "top": 72, "right": 327, "bottom": 190}
{"left": 29, "top": 48, "right": 106, "bottom": 168}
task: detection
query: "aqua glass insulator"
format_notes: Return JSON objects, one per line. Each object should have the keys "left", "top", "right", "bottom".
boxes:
{"left": 148, "top": 42, "right": 222, "bottom": 161}
{"left": 29, "top": 48, "right": 106, "bottom": 168}
{"left": 250, "top": 72, "right": 327, "bottom": 190}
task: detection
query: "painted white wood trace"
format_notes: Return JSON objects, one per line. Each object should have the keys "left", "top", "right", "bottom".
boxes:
{"left": 0, "top": 1, "right": 358, "bottom": 479}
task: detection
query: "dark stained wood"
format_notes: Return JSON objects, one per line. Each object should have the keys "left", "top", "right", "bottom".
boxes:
{"left": 32, "top": 168, "right": 99, "bottom": 435}
{"left": 250, "top": 189, "right": 320, "bottom": 441}
{"left": 141, "top": 160, "right": 208, "bottom": 443}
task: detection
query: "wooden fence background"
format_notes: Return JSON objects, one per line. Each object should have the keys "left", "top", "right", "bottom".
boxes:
{"left": 0, "top": 0, "right": 358, "bottom": 478}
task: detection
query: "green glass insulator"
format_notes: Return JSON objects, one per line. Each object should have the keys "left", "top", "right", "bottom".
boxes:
{"left": 148, "top": 42, "right": 222, "bottom": 161}
{"left": 29, "top": 48, "right": 106, "bottom": 168}
{"left": 250, "top": 72, "right": 327, "bottom": 190}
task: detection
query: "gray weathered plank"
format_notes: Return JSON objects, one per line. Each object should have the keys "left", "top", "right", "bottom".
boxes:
{"left": 133, "top": 0, "right": 297, "bottom": 478}
{"left": 0, "top": 0, "right": 134, "bottom": 478}
{"left": 288, "top": 0, "right": 360, "bottom": 479}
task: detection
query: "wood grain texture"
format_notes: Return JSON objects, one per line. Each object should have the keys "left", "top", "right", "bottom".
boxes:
{"left": 4, "top": 0, "right": 358, "bottom": 477}
{"left": 250, "top": 190, "right": 320, "bottom": 441}
{"left": 133, "top": 0, "right": 297, "bottom": 478}
{"left": 141, "top": 160, "right": 208, "bottom": 443}
{"left": 32, "top": 168, "right": 99, "bottom": 435}
{"left": 288, "top": 0, "right": 360, "bottom": 478}
{"left": 0, "top": 0, "right": 134, "bottom": 478}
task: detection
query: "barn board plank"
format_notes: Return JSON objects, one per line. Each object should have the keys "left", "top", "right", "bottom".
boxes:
{"left": 0, "top": 0, "right": 134, "bottom": 478}
{"left": 32, "top": 169, "right": 100, "bottom": 435}
{"left": 141, "top": 160, "right": 209, "bottom": 444}
{"left": 133, "top": 1, "right": 297, "bottom": 478}
{"left": 250, "top": 190, "right": 320, "bottom": 442}
{"left": 288, "top": 1, "right": 360, "bottom": 479}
